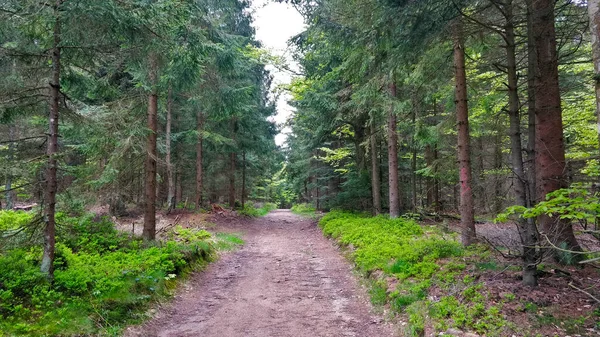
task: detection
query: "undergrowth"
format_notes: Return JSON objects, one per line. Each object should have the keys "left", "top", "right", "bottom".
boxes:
{"left": 238, "top": 202, "right": 277, "bottom": 217}
{"left": 290, "top": 203, "right": 316, "bottom": 216}
{"left": 319, "top": 211, "right": 509, "bottom": 336}
{"left": 0, "top": 211, "right": 242, "bottom": 336}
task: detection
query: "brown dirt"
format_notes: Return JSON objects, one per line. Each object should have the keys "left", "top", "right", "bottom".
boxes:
{"left": 123, "top": 210, "right": 395, "bottom": 337}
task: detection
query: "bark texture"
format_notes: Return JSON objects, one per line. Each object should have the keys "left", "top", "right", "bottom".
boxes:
{"left": 370, "top": 122, "right": 382, "bottom": 215}
{"left": 196, "top": 111, "right": 204, "bottom": 208}
{"left": 143, "top": 53, "right": 158, "bottom": 241}
{"left": 589, "top": 0, "right": 600, "bottom": 154}
{"left": 505, "top": 0, "right": 539, "bottom": 286}
{"left": 526, "top": 2, "right": 537, "bottom": 204}
{"left": 166, "top": 86, "right": 175, "bottom": 213}
{"left": 453, "top": 20, "right": 476, "bottom": 246}
{"left": 41, "top": 1, "right": 62, "bottom": 277}
{"left": 387, "top": 82, "right": 400, "bottom": 218}
{"left": 531, "top": 0, "right": 581, "bottom": 251}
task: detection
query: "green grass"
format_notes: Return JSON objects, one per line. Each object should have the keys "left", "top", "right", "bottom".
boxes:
{"left": 0, "top": 212, "right": 222, "bottom": 337}
{"left": 214, "top": 232, "right": 245, "bottom": 251}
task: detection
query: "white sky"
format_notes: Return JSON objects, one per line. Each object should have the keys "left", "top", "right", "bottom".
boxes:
{"left": 251, "top": 0, "right": 305, "bottom": 147}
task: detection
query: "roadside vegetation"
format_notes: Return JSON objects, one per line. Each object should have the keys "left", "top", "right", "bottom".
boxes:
{"left": 238, "top": 202, "right": 278, "bottom": 217}
{"left": 0, "top": 210, "right": 243, "bottom": 337}
{"left": 290, "top": 203, "right": 317, "bottom": 217}
{"left": 319, "top": 211, "right": 599, "bottom": 336}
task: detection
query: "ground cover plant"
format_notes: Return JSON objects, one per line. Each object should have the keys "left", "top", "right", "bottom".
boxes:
{"left": 0, "top": 211, "right": 242, "bottom": 337}
{"left": 290, "top": 203, "right": 317, "bottom": 216}
{"left": 319, "top": 211, "right": 600, "bottom": 336}
{"left": 238, "top": 202, "right": 278, "bottom": 217}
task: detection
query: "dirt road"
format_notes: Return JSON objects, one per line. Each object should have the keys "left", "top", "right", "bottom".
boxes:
{"left": 124, "top": 210, "right": 395, "bottom": 337}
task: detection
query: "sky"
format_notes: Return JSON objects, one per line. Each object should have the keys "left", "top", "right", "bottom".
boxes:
{"left": 251, "top": 0, "right": 305, "bottom": 147}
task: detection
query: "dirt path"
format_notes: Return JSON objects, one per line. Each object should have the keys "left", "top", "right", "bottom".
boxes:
{"left": 124, "top": 210, "right": 395, "bottom": 337}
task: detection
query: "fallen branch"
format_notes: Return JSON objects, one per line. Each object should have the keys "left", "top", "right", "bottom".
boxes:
{"left": 568, "top": 281, "right": 600, "bottom": 304}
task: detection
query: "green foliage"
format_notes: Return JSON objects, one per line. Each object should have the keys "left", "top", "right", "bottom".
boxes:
{"left": 237, "top": 203, "right": 277, "bottom": 217}
{"left": 0, "top": 210, "right": 33, "bottom": 230}
{"left": 319, "top": 211, "right": 510, "bottom": 335}
{"left": 0, "top": 214, "right": 216, "bottom": 336}
{"left": 291, "top": 203, "right": 316, "bottom": 215}
{"left": 496, "top": 185, "right": 600, "bottom": 224}
{"left": 319, "top": 211, "right": 462, "bottom": 273}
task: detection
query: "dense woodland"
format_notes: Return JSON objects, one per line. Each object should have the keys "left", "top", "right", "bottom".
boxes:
{"left": 1, "top": 0, "right": 600, "bottom": 335}
{"left": 285, "top": 0, "right": 600, "bottom": 286}
{"left": 0, "top": 0, "right": 284, "bottom": 273}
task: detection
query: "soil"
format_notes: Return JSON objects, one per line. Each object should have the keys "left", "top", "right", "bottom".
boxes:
{"left": 123, "top": 210, "right": 395, "bottom": 337}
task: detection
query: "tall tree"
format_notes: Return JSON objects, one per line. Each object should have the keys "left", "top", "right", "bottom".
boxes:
{"left": 453, "top": 19, "right": 476, "bottom": 246}
{"left": 41, "top": 0, "right": 62, "bottom": 277}
{"left": 142, "top": 53, "right": 158, "bottom": 241}
{"left": 531, "top": 0, "right": 581, "bottom": 251}
{"left": 388, "top": 81, "right": 400, "bottom": 218}
{"left": 370, "top": 121, "right": 382, "bottom": 215}
{"left": 589, "top": 0, "right": 600, "bottom": 154}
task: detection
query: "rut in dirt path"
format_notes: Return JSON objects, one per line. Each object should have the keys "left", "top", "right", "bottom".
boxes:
{"left": 124, "top": 210, "right": 395, "bottom": 337}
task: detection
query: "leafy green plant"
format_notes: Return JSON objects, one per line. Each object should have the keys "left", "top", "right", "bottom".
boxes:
{"left": 0, "top": 214, "right": 217, "bottom": 336}
{"left": 291, "top": 203, "right": 316, "bottom": 215}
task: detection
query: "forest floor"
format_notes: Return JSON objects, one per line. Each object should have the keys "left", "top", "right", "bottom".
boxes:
{"left": 122, "top": 210, "right": 395, "bottom": 337}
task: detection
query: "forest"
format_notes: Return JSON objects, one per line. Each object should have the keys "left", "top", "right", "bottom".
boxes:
{"left": 0, "top": 0, "right": 599, "bottom": 336}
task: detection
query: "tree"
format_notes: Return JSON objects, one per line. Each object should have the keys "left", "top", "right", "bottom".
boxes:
{"left": 589, "top": 0, "right": 600, "bottom": 153}
{"left": 142, "top": 53, "right": 159, "bottom": 241}
{"left": 531, "top": 0, "right": 581, "bottom": 251}
{"left": 453, "top": 19, "right": 476, "bottom": 246}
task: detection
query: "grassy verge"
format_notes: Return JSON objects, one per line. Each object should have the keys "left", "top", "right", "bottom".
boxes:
{"left": 319, "top": 211, "right": 509, "bottom": 336}
{"left": 238, "top": 202, "right": 277, "bottom": 217}
{"left": 290, "top": 203, "right": 317, "bottom": 217}
{"left": 0, "top": 211, "right": 243, "bottom": 337}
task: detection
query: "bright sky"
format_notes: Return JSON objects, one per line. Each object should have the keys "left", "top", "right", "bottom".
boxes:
{"left": 251, "top": 0, "right": 305, "bottom": 147}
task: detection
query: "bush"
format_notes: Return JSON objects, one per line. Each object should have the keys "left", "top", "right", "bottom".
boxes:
{"left": 317, "top": 211, "right": 510, "bottom": 336}
{"left": 0, "top": 210, "right": 34, "bottom": 230}
{"left": 319, "top": 211, "right": 462, "bottom": 274}
{"left": 0, "top": 214, "right": 217, "bottom": 336}
{"left": 238, "top": 203, "right": 277, "bottom": 217}
{"left": 291, "top": 203, "right": 316, "bottom": 215}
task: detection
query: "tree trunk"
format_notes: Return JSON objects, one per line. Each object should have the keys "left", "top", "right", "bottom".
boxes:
{"left": 589, "top": 0, "right": 600, "bottom": 156}
{"left": 41, "top": 1, "right": 61, "bottom": 277}
{"left": 476, "top": 137, "right": 486, "bottom": 212}
{"left": 166, "top": 85, "right": 175, "bottom": 213}
{"left": 5, "top": 125, "right": 16, "bottom": 210}
{"left": 411, "top": 100, "right": 418, "bottom": 211}
{"left": 387, "top": 81, "right": 400, "bottom": 218}
{"left": 531, "top": 0, "right": 581, "bottom": 251}
{"left": 453, "top": 20, "right": 476, "bottom": 246}
{"left": 370, "top": 122, "right": 382, "bottom": 215}
{"left": 425, "top": 144, "right": 434, "bottom": 209}
{"left": 241, "top": 151, "right": 246, "bottom": 208}
{"left": 505, "top": 0, "right": 539, "bottom": 286}
{"left": 195, "top": 111, "right": 204, "bottom": 209}
{"left": 229, "top": 152, "right": 236, "bottom": 208}
{"left": 493, "top": 135, "right": 503, "bottom": 214}
{"left": 142, "top": 53, "right": 158, "bottom": 241}
{"left": 526, "top": 2, "right": 537, "bottom": 205}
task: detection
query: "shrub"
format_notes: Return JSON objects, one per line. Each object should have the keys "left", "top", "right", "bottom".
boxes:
{"left": 238, "top": 203, "right": 277, "bottom": 217}
{"left": 291, "top": 203, "right": 316, "bottom": 215}
{"left": 0, "top": 214, "right": 218, "bottom": 336}
{"left": 0, "top": 210, "right": 34, "bottom": 230}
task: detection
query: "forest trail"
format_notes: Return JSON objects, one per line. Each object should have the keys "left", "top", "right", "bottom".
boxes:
{"left": 124, "top": 210, "right": 394, "bottom": 337}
